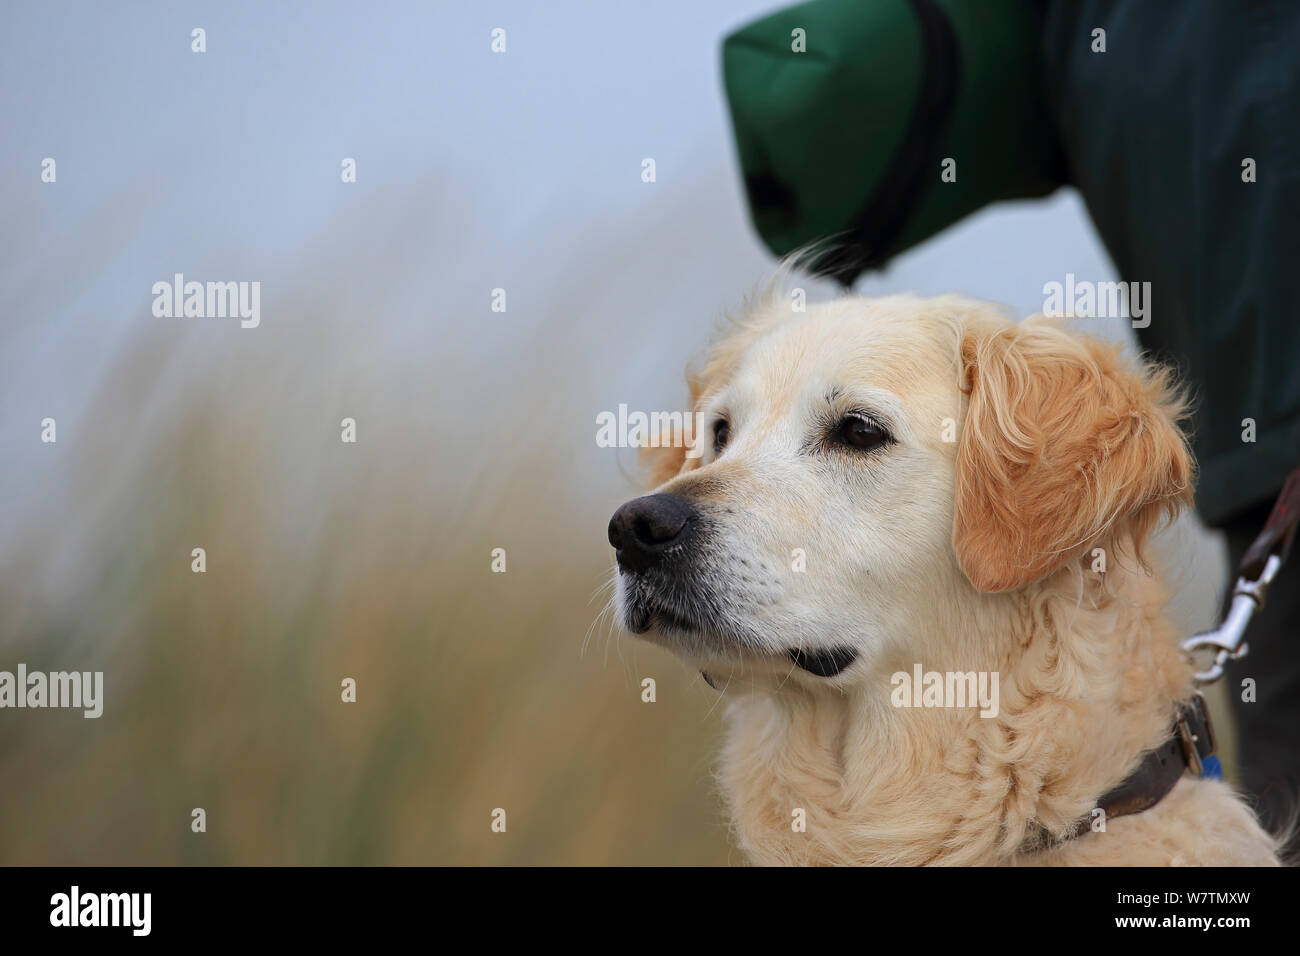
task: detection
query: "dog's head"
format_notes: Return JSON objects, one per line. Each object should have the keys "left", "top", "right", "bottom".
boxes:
{"left": 608, "top": 293, "right": 1192, "bottom": 682}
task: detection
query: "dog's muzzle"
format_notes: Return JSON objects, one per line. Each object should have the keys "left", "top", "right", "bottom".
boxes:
{"left": 609, "top": 493, "right": 860, "bottom": 678}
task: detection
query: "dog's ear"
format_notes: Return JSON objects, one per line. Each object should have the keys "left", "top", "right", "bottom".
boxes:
{"left": 953, "top": 316, "right": 1193, "bottom": 592}
{"left": 639, "top": 370, "right": 708, "bottom": 489}
{"left": 641, "top": 437, "right": 694, "bottom": 489}
{"left": 641, "top": 316, "right": 762, "bottom": 490}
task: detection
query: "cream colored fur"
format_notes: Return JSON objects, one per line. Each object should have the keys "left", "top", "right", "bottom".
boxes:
{"left": 619, "top": 291, "right": 1280, "bottom": 866}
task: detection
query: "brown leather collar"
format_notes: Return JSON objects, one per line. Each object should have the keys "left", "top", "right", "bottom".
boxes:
{"left": 1023, "top": 694, "right": 1217, "bottom": 852}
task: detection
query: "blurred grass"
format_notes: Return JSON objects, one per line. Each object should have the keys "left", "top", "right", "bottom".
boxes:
{"left": 0, "top": 213, "right": 743, "bottom": 866}
{"left": 0, "top": 352, "right": 736, "bottom": 864}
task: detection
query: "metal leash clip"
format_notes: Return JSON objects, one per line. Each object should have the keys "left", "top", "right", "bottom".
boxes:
{"left": 1181, "top": 468, "right": 1300, "bottom": 686}
{"left": 1181, "top": 554, "right": 1280, "bottom": 684}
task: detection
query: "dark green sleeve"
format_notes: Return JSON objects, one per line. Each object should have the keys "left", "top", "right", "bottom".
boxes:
{"left": 722, "top": 0, "right": 1064, "bottom": 283}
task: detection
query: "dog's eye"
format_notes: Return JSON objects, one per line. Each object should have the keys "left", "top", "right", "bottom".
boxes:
{"left": 834, "top": 416, "right": 889, "bottom": 452}
{"left": 712, "top": 419, "right": 730, "bottom": 454}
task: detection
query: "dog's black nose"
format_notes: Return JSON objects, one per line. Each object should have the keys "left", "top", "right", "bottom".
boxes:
{"left": 608, "top": 494, "right": 697, "bottom": 572}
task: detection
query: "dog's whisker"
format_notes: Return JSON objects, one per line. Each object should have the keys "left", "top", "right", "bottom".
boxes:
{"left": 582, "top": 579, "right": 620, "bottom": 657}
{"left": 701, "top": 669, "right": 735, "bottom": 722}
{"left": 586, "top": 574, "right": 617, "bottom": 606}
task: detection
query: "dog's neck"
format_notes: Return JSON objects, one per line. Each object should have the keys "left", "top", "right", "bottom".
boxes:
{"left": 718, "top": 545, "right": 1193, "bottom": 865}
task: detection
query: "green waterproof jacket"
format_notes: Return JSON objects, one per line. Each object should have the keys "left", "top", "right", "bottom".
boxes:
{"left": 722, "top": 0, "right": 1300, "bottom": 526}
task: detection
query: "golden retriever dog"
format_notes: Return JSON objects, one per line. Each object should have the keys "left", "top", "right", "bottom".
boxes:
{"left": 608, "top": 290, "right": 1280, "bottom": 866}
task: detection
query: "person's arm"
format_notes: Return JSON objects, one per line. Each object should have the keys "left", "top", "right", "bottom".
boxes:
{"left": 722, "top": 0, "right": 1064, "bottom": 283}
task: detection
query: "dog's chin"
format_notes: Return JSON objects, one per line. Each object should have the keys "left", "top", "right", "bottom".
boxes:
{"left": 620, "top": 596, "right": 724, "bottom": 645}
{"left": 617, "top": 586, "right": 746, "bottom": 655}
{"left": 617, "top": 592, "right": 860, "bottom": 679}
